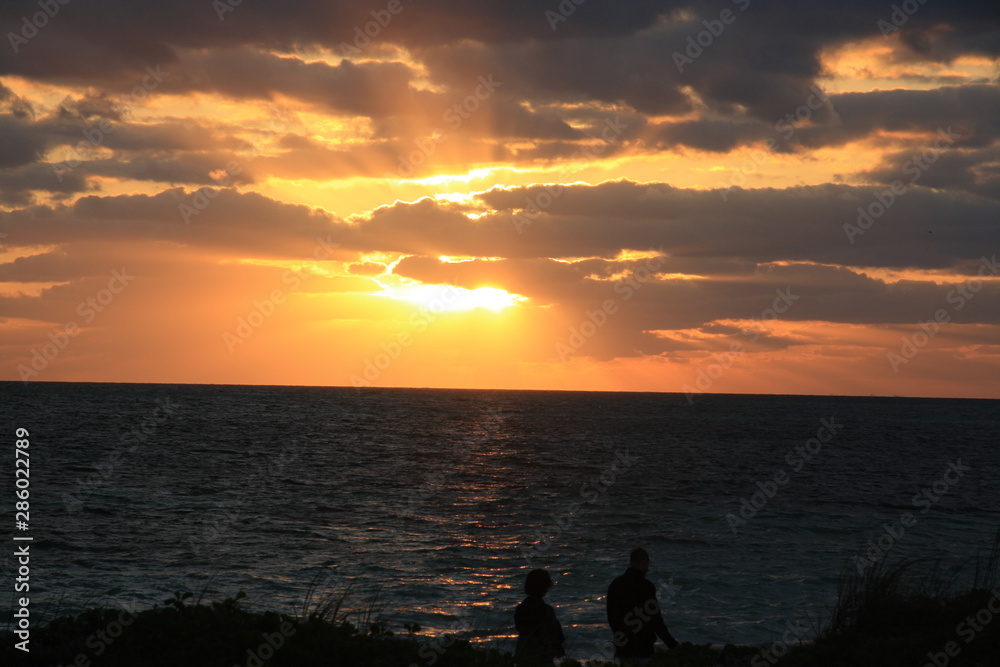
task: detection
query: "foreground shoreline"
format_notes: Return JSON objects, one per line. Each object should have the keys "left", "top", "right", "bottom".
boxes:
{"left": 3, "top": 574, "right": 999, "bottom": 667}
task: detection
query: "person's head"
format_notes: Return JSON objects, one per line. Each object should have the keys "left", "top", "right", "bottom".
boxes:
{"left": 524, "top": 568, "right": 554, "bottom": 597}
{"left": 630, "top": 547, "right": 650, "bottom": 573}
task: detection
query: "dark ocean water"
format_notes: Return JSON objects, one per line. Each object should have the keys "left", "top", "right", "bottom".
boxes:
{"left": 2, "top": 382, "right": 998, "bottom": 660}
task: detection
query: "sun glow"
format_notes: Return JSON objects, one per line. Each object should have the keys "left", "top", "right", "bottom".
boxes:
{"left": 392, "top": 284, "right": 527, "bottom": 312}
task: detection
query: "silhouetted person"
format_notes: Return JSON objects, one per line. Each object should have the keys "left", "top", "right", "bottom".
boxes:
{"left": 514, "top": 568, "right": 565, "bottom": 664}
{"left": 606, "top": 547, "right": 679, "bottom": 664}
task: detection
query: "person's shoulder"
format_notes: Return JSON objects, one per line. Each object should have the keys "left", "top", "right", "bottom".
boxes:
{"left": 612, "top": 568, "right": 631, "bottom": 583}
{"left": 520, "top": 595, "right": 547, "bottom": 609}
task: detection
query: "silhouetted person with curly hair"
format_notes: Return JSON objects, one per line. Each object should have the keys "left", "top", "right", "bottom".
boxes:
{"left": 514, "top": 568, "right": 565, "bottom": 664}
{"left": 606, "top": 547, "right": 679, "bottom": 665}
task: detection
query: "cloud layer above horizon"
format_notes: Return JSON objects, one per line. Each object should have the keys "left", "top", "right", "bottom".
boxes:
{"left": 1, "top": 0, "right": 999, "bottom": 397}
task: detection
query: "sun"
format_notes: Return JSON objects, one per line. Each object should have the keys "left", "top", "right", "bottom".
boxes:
{"left": 393, "top": 284, "right": 527, "bottom": 312}
{"left": 459, "top": 286, "right": 527, "bottom": 311}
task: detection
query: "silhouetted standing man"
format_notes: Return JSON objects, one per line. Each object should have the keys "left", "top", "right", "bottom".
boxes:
{"left": 606, "top": 547, "right": 679, "bottom": 664}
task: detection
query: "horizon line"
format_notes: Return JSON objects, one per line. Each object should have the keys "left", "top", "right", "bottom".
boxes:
{"left": 2, "top": 379, "right": 997, "bottom": 402}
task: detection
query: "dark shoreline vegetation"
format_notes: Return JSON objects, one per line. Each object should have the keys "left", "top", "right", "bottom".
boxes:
{"left": 4, "top": 546, "right": 999, "bottom": 667}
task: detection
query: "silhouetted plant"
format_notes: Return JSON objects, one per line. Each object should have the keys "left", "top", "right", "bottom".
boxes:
{"left": 163, "top": 590, "right": 193, "bottom": 611}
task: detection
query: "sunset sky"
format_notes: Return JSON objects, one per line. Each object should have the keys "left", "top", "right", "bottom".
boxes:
{"left": 1, "top": 0, "right": 998, "bottom": 397}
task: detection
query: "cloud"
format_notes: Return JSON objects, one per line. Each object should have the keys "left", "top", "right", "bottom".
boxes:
{"left": 0, "top": 114, "right": 48, "bottom": 168}
{"left": 475, "top": 180, "right": 1000, "bottom": 269}
{"left": 0, "top": 188, "right": 347, "bottom": 258}
{"left": 1, "top": 0, "right": 998, "bottom": 393}
{"left": 7, "top": 178, "right": 995, "bottom": 272}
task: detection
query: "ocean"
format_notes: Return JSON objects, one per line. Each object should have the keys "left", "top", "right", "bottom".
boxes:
{"left": 2, "top": 382, "right": 998, "bottom": 661}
